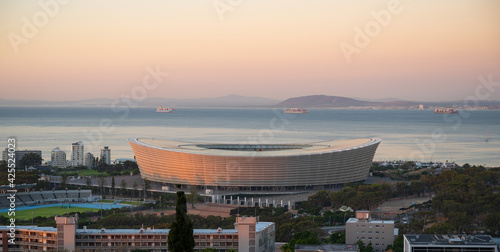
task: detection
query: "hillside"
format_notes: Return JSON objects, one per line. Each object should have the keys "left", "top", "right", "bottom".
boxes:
{"left": 277, "top": 95, "right": 378, "bottom": 107}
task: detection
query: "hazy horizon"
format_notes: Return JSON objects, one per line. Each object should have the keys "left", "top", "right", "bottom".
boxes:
{"left": 1, "top": 0, "right": 499, "bottom": 102}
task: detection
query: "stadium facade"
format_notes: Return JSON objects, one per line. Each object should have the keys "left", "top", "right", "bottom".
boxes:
{"left": 128, "top": 138, "right": 381, "bottom": 191}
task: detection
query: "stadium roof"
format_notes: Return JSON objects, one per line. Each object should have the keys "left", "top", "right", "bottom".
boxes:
{"left": 129, "top": 138, "right": 381, "bottom": 157}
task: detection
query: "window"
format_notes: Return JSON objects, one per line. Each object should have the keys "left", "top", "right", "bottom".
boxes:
{"left": 368, "top": 231, "right": 372, "bottom": 233}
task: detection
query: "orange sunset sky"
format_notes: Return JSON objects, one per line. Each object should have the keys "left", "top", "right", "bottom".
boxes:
{"left": 1, "top": 0, "right": 499, "bottom": 102}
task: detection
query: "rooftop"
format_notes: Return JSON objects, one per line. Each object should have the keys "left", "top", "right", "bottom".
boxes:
{"left": 405, "top": 234, "right": 497, "bottom": 247}
{"left": 295, "top": 244, "right": 359, "bottom": 251}
{"left": 130, "top": 138, "right": 381, "bottom": 157}
{"left": 346, "top": 217, "right": 394, "bottom": 224}
{"left": 0, "top": 222, "right": 274, "bottom": 236}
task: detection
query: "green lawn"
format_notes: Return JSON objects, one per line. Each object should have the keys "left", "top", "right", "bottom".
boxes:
{"left": 59, "top": 169, "right": 108, "bottom": 176}
{"left": 0, "top": 206, "right": 100, "bottom": 220}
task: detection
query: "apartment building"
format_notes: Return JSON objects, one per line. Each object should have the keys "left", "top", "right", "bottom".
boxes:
{"left": 345, "top": 210, "right": 396, "bottom": 252}
{"left": 0, "top": 216, "right": 275, "bottom": 252}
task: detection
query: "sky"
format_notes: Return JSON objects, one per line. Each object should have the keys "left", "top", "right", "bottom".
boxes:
{"left": 1, "top": 0, "right": 499, "bottom": 102}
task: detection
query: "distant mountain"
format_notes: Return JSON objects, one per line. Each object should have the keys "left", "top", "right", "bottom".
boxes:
{"left": 0, "top": 95, "right": 280, "bottom": 108}
{"left": 277, "top": 95, "right": 378, "bottom": 107}
{"left": 352, "top": 97, "right": 407, "bottom": 102}
{"left": 276, "top": 95, "right": 500, "bottom": 108}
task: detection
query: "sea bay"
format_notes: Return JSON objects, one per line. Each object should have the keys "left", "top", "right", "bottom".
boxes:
{"left": 0, "top": 106, "right": 499, "bottom": 166}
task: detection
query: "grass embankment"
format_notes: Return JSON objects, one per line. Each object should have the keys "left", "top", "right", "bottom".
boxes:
{"left": 60, "top": 169, "right": 108, "bottom": 176}
{"left": 0, "top": 206, "right": 99, "bottom": 219}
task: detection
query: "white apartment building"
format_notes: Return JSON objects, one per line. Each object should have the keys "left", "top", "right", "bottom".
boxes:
{"left": 100, "top": 146, "right": 111, "bottom": 165}
{"left": 346, "top": 211, "right": 396, "bottom": 252}
{"left": 51, "top": 147, "right": 67, "bottom": 168}
{"left": 71, "top": 141, "right": 84, "bottom": 167}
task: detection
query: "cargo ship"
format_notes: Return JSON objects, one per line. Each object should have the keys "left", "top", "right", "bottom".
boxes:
{"left": 285, "top": 108, "right": 309, "bottom": 114}
{"left": 434, "top": 108, "right": 458, "bottom": 114}
{"left": 156, "top": 106, "right": 175, "bottom": 113}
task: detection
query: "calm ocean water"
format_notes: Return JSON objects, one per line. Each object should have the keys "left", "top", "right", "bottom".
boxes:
{"left": 0, "top": 106, "right": 499, "bottom": 166}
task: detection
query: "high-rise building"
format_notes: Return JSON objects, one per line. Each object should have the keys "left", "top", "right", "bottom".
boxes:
{"left": 84, "top": 152, "right": 94, "bottom": 169}
{"left": 2, "top": 149, "right": 42, "bottom": 168}
{"left": 50, "top": 147, "right": 67, "bottom": 168}
{"left": 100, "top": 146, "right": 111, "bottom": 165}
{"left": 346, "top": 211, "right": 396, "bottom": 252}
{"left": 71, "top": 141, "right": 84, "bottom": 167}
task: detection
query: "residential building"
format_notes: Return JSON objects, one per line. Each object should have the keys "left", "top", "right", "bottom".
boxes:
{"left": 0, "top": 216, "right": 275, "bottom": 252}
{"left": 346, "top": 211, "right": 395, "bottom": 252}
{"left": 84, "top": 152, "right": 94, "bottom": 169}
{"left": 71, "top": 141, "right": 84, "bottom": 167}
{"left": 2, "top": 149, "right": 42, "bottom": 168}
{"left": 101, "top": 146, "right": 111, "bottom": 165}
{"left": 51, "top": 147, "right": 67, "bottom": 168}
{"left": 403, "top": 234, "right": 498, "bottom": 252}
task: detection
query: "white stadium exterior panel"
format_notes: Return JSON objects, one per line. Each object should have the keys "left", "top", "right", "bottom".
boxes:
{"left": 128, "top": 138, "right": 381, "bottom": 189}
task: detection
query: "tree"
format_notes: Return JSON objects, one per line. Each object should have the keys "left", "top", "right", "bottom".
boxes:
{"left": 98, "top": 176, "right": 105, "bottom": 197}
{"left": 327, "top": 231, "right": 345, "bottom": 244}
{"left": 280, "top": 242, "right": 295, "bottom": 252}
{"left": 390, "top": 234, "right": 404, "bottom": 252}
{"left": 111, "top": 177, "right": 116, "bottom": 196}
{"left": 19, "top": 153, "right": 42, "bottom": 168}
{"left": 365, "top": 242, "right": 374, "bottom": 252}
{"left": 143, "top": 179, "right": 150, "bottom": 199}
{"left": 355, "top": 240, "right": 365, "bottom": 252}
{"left": 61, "top": 174, "right": 68, "bottom": 189}
{"left": 120, "top": 179, "right": 127, "bottom": 196}
{"left": 188, "top": 186, "right": 198, "bottom": 209}
{"left": 85, "top": 177, "right": 92, "bottom": 189}
{"left": 167, "top": 191, "right": 195, "bottom": 252}
{"left": 133, "top": 181, "right": 138, "bottom": 197}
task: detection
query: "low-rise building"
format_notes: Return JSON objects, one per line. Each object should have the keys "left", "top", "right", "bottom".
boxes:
{"left": 345, "top": 210, "right": 395, "bottom": 252}
{"left": 403, "top": 234, "right": 498, "bottom": 252}
{"left": 2, "top": 149, "right": 42, "bottom": 168}
{"left": 0, "top": 216, "right": 275, "bottom": 252}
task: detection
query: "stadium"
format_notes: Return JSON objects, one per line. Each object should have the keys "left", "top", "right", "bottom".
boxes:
{"left": 128, "top": 138, "right": 381, "bottom": 191}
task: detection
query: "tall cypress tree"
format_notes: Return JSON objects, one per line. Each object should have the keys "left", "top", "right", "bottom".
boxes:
{"left": 167, "top": 191, "right": 195, "bottom": 252}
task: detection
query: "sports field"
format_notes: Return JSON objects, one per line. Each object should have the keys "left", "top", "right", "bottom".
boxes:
{"left": 0, "top": 206, "right": 100, "bottom": 219}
